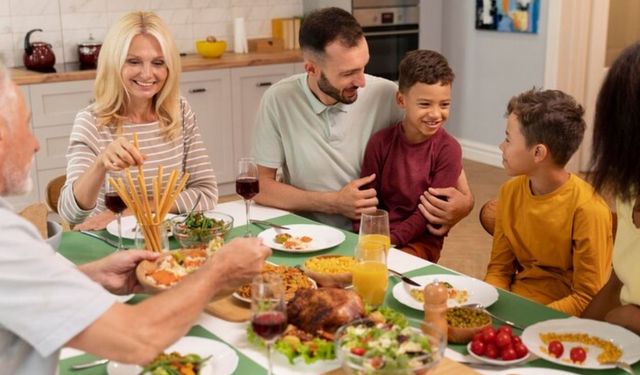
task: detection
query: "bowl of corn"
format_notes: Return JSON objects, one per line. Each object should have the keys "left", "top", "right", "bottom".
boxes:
{"left": 302, "top": 255, "right": 355, "bottom": 288}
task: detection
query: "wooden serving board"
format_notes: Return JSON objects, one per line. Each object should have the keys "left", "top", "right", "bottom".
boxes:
{"left": 322, "top": 358, "right": 480, "bottom": 375}
{"left": 205, "top": 295, "right": 251, "bottom": 322}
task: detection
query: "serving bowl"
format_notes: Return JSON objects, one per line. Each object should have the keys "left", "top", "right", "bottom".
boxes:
{"left": 195, "top": 40, "right": 227, "bottom": 58}
{"left": 171, "top": 211, "right": 233, "bottom": 249}
{"left": 335, "top": 317, "right": 446, "bottom": 374}
{"left": 303, "top": 254, "right": 355, "bottom": 288}
{"left": 446, "top": 306, "right": 492, "bottom": 344}
{"left": 45, "top": 220, "right": 63, "bottom": 250}
{"left": 136, "top": 248, "right": 210, "bottom": 294}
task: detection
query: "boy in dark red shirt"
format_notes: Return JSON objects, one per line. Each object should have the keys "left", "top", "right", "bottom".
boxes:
{"left": 356, "top": 50, "right": 462, "bottom": 262}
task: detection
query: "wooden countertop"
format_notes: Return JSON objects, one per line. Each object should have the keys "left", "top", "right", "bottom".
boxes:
{"left": 11, "top": 50, "right": 303, "bottom": 85}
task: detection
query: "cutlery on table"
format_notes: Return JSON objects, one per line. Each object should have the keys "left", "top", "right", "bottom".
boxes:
{"left": 602, "top": 360, "right": 637, "bottom": 375}
{"left": 70, "top": 358, "right": 109, "bottom": 370}
{"left": 79, "top": 230, "right": 126, "bottom": 249}
{"left": 249, "top": 219, "right": 290, "bottom": 230}
{"left": 388, "top": 268, "right": 421, "bottom": 287}
{"left": 463, "top": 303, "right": 524, "bottom": 330}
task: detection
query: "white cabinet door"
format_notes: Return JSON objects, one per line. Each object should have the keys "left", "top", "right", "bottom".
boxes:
{"left": 180, "top": 70, "right": 234, "bottom": 188}
{"left": 5, "top": 85, "right": 41, "bottom": 211}
{"left": 29, "top": 80, "right": 94, "bottom": 128}
{"left": 230, "top": 63, "right": 296, "bottom": 159}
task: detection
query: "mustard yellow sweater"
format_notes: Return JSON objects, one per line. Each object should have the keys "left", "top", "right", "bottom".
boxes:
{"left": 484, "top": 174, "right": 613, "bottom": 316}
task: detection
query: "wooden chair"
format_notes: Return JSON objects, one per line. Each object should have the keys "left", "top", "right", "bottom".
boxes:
{"left": 479, "top": 198, "right": 618, "bottom": 240}
{"left": 45, "top": 175, "right": 66, "bottom": 214}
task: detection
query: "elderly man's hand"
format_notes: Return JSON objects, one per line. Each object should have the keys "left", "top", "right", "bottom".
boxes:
{"left": 80, "top": 250, "right": 160, "bottom": 295}
{"left": 334, "top": 174, "right": 378, "bottom": 220}
{"left": 418, "top": 186, "right": 474, "bottom": 236}
{"left": 210, "top": 238, "right": 272, "bottom": 295}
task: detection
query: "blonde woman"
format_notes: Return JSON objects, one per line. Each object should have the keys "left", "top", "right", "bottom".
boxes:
{"left": 59, "top": 11, "right": 217, "bottom": 228}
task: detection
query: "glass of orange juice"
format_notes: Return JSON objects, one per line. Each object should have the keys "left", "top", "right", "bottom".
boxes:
{"left": 359, "top": 209, "right": 391, "bottom": 254}
{"left": 352, "top": 242, "right": 388, "bottom": 306}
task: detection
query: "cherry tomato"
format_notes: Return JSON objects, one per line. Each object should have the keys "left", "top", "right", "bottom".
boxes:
{"left": 570, "top": 346, "right": 587, "bottom": 363}
{"left": 481, "top": 327, "right": 497, "bottom": 344}
{"left": 495, "top": 331, "right": 512, "bottom": 348}
{"left": 497, "top": 325, "right": 513, "bottom": 338}
{"left": 370, "top": 356, "right": 383, "bottom": 369}
{"left": 484, "top": 343, "right": 499, "bottom": 359}
{"left": 472, "top": 332, "right": 484, "bottom": 343}
{"left": 470, "top": 340, "right": 486, "bottom": 356}
{"left": 514, "top": 342, "right": 529, "bottom": 358}
{"left": 511, "top": 336, "right": 523, "bottom": 345}
{"left": 548, "top": 340, "right": 564, "bottom": 358}
{"left": 351, "top": 347, "right": 366, "bottom": 356}
{"left": 501, "top": 347, "right": 517, "bottom": 361}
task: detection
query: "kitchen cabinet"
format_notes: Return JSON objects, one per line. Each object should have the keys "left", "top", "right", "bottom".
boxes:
{"left": 180, "top": 69, "right": 235, "bottom": 196}
{"left": 231, "top": 63, "right": 296, "bottom": 159}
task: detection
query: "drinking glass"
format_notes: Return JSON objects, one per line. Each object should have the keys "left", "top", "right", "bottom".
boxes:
{"left": 251, "top": 274, "right": 287, "bottom": 375}
{"left": 359, "top": 209, "right": 391, "bottom": 254}
{"left": 104, "top": 175, "right": 126, "bottom": 250}
{"left": 134, "top": 221, "right": 170, "bottom": 252}
{"left": 352, "top": 241, "right": 388, "bottom": 306}
{"left": 236, "top": 157, "right": 259, "bottom": 237}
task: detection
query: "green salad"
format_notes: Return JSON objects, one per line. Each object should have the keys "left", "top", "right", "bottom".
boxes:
{"left": 140, "top": 351, "right": 210, "bottom": 375}
{"left": 181, "top": 212, "right": 225, "bottom": 241}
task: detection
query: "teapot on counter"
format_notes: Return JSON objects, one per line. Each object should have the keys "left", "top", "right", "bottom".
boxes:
{"left": 23, "top": 28, "right": 56, "bottom": 72}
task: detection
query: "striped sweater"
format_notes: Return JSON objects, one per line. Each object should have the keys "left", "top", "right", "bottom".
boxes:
{"left": 58, "top": 98, "right": 218, "bottom": 224}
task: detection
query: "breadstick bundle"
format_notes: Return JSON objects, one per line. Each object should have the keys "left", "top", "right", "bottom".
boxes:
{"left": 108, "top": 134, "right": 189, "bottom": 252}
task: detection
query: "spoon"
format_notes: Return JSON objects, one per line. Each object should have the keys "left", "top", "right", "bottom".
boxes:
{"left": 186, "top": 193, "right": 203, "bottom": 217}
{"left": 462, "top": 303, "right": 525, "bottom": 330}
{"left": 70, "top": 358, "right": 109, "bottom": 370}
{"left": 601, "top": 360, "right": 637, "bottom": 375}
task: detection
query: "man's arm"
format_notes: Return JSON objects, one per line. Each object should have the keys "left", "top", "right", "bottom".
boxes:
{"left": 418, "top": 169, "right": 474, "bottom": 236}
{"left": 254, "top": 166, "right": 378, "bottom": 220}
{"left": 67, "top": 238, "right": 271, "bottom": 364}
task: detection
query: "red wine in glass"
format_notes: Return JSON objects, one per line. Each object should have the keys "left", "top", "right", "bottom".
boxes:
{"left": 251, "top": 311, "right": 287, "bottom": 341}
{"left": 236, "top": 177, "right": 259, "bottom": 200}
{"left": 104, "top": 192, "right": 126, "bottom": 213}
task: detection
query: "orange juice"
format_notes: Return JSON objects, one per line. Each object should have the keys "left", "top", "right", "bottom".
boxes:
{"left": 359, "top": 234, "right": 391, "bottom": 254}
{"left": 352, "top": 261, "right": 388, "bottom": 305}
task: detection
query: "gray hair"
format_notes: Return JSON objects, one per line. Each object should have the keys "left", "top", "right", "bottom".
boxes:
{"left": 0, "top": 61, "right": 17, "bottom": 129}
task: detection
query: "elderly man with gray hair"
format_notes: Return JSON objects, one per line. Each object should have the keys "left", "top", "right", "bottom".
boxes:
{"left": 0, "top": 63, "right": 271, "bottom": 374}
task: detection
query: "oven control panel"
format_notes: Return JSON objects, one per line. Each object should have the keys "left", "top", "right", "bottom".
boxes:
{"left": 353, "top": 6, "right": 419, "bottom": 27}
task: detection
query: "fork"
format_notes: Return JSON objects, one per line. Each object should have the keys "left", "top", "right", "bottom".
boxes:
{"left": 602, "top": 360, "right": 637, "bottom": 375}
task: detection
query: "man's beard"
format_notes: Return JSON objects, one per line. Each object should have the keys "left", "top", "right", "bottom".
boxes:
{"left": 317, "top": 72, "right": 358, "bottom": 104}
{"left": 1, "top": 159, "right": 33, "bottom": 196}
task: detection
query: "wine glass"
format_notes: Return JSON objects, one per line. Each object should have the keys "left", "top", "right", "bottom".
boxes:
{"left": 251, "top": 274, "right": 286, "bottom": 375}
{"left": 352, "top": 241, "right": 388, "bottom": 306}
{"left": 104, "top": 174, "right": 126, "bottom": 250}
{"left": 236, "top": 157, "right": 259, "bottom": 237}
{"left": 359, "top": 209, "right": 391, "bottom": 254}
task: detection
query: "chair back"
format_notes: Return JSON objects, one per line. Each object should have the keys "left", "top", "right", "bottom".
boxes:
{"left": 46, "top": 175, "right": 66, "bottom": 214}
{"left": 479, "top": 199, "right": 497, "bottom": 235}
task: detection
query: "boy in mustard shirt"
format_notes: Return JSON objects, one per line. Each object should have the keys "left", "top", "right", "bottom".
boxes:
{"left": 484, "top": 88, "right": 613, "bottom": 316}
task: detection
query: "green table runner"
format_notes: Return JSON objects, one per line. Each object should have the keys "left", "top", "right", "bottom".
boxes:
{"left": 58, "top": 325, "right": 264, "bottom": 375}
{"left": 58, "top": 213, "right": 637, "bottom": 375}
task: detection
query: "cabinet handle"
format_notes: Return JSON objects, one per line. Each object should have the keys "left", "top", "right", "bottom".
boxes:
{"left": 189, "top": 88, "right": 207, "bottom": 93}
{"left": 256, "top": 82, "right": 273, "bottom": 87}
{"left": 89, "top": 98, "right": 95, "bottom": 104}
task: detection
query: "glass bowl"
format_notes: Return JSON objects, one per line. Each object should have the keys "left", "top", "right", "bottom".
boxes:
{"left": 171, "top": 210, "right": 233, "bottom": 249}
{"left": 335, "top": 317, "right": 446, "bottom": 375}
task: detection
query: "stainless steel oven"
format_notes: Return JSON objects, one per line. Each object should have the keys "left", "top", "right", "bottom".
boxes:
{"left": 353, "top": 0, "right": 419, "bottom": 81}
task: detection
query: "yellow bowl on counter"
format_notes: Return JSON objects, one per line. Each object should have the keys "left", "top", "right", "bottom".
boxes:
{"left": 195, "top": 40, "right": 227, "bottom": 58}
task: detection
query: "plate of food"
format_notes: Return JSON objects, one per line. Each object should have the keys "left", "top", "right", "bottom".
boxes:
{"left": 136, "top": 248, "right": 216, "bottom": 293}
{"left": 257, "top": 224, "right": 346, "bottom": 253}
{"left": 392, "top": 274, "right": 499, "bottom": 311}
{"left": 106, "top": 336, "right": 238, "bottom": 375}
{"left": 233, "top": 263, "right": 316, "bottom": 303}
{"left": 106, "top": 214, "right": 176, "bottom": 240}
{"left": 521, "top": 317, "right": 640, "bottom": 370}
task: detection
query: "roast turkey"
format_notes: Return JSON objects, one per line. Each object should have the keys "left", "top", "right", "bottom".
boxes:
{"left": 287, "top": 287, "right": 364, "bottom": 338}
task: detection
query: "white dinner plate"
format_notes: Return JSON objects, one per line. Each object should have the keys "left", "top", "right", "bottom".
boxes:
{"left": 487, "top": 368, "right": 580, "bottom": 375}
{"left": 466, "top": 341, "right": 530, "bottom": 366}
{"left": 106, "top": 214, "right": 175, "bottom": 240}
{"left": 522, "top": 318, "right": 640, "bottom": 370}
{"left": 233, "top": 276, "right": 317, "bottom": 304}
{"left": 257, "top": 224, "right": 346, "bottom": 253}
{"left": 392, "top": 274, "right": 499, "bottom": 311}
{"left": 106, "top": 336, "right": 238, "bottom": 375}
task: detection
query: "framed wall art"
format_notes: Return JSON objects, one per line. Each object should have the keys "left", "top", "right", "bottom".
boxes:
{"left": 476, "top": 0, "right": 540, "bottom": 34}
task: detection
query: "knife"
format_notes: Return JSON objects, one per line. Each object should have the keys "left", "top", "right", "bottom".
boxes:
{"left": 80, "top": 231, "right": 122, "bottom": 249}
{"left": 388, "top": 268, "right": 421, "bottom": 287}
{"left": 249, "top": 219, "right": 290, "bottom": 230}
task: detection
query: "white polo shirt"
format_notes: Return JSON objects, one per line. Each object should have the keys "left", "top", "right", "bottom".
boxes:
{"left": 253, "top": 73, "right": 404, "bottom": 229}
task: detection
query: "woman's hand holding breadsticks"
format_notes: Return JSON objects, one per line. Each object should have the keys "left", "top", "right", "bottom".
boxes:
{"left": 99, "top": 136, "right": 145, "bottom": 171}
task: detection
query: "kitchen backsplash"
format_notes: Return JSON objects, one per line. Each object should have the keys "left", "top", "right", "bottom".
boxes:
{"left": 0, "top": 0, "right": 302, "bottom": 68}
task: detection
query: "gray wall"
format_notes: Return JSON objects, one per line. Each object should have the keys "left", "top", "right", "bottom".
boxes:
{"left": 420, "top": 0, "right": 549, "bottom": 164}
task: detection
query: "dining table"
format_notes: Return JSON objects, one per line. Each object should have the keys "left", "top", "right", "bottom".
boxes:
{"left": 56, "top": 200, "right": 640, "bottom": 375}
